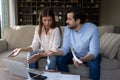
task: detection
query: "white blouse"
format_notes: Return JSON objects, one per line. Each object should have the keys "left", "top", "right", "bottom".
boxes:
{"left": 30, "top": 26, "right": 61, "bottom": 51}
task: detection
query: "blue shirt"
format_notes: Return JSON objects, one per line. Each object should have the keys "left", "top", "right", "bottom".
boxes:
{"left": 60, "top": 22, "right": 100, "bottom": 58}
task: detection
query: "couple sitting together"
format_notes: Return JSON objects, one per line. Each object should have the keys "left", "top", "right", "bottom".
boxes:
{"left": 9, "top": 7, "right": 101, "bottom": 80}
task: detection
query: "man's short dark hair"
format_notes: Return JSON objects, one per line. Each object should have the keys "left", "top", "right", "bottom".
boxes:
{"left": 66, "top": 7, "right": 86, "bottom": 24}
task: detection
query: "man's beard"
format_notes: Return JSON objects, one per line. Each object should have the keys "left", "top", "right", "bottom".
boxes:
{"left": 68, "top": 25, "right": 76, "bottom": 29}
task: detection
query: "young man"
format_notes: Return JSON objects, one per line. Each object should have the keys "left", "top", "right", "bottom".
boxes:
{"left": 28, "top": 8, "right": 101, "bottom": 80}
{"left": 56, "top": 8, "right": 100, "bottom": 80}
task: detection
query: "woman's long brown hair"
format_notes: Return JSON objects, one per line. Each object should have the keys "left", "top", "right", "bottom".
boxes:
{"left": 38, "top": 8, "right": 62, "bottom": 46}
{"left": 38, "top": 8, "right": 61, "bottom": 36}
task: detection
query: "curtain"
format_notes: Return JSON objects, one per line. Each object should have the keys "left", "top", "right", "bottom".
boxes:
{"left": 1, "top": 0, "right": 9, "bottom": 38}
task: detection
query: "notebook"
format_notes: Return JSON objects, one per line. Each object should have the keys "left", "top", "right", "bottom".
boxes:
{"left": 3, "top": 59, "right": 47, "bottom": 80}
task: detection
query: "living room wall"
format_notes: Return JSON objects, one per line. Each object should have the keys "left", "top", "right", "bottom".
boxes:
{"left": 100, "top": 0, "right": 120, "bottom": 25}
{"left": 2, "top": 0, "right": 120, "bottom": 29}
{"left": 7, "top": 0, "right": 120, "bottom": 26}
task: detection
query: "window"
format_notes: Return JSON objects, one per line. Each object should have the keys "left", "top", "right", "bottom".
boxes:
{"left": 0, "top": 0, "right": 9, "bottom": 38}
{"left": 0, "top": 0, "right": 1, "bottom": 38}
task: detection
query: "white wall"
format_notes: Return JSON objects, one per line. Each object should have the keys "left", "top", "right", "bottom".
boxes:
{"left": 100, "top": 0, "right": 120, "bottom": 25}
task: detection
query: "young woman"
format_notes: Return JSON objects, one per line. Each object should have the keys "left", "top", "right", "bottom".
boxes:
{"left": 9, "top": 8, "right": 62, "bottom": 70}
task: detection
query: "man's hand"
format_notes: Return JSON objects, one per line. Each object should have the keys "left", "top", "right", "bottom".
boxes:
{"left": 72, "top": 58, "right": 82, "bottom": 67}
{"left": 8, "top": 48, "right": 22, "bottom": 57}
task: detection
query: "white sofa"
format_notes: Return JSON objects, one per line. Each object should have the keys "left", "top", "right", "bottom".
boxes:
{"left": 0, "top": 25, "right": 120, "bottom": 80}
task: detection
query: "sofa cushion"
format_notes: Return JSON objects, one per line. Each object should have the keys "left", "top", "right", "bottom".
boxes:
{"left": 0, "top": 50, "right": 27, "bottom": 67}
{"left": 0, "top": 39, "right": 7, "bottom": 52}
{"left": 100, "top": 57, "right": 120, "bottom": 70}
{"left": 98, "top": 25, "right": 114, "bottom": 37}
{"left": 100, "top": 33, "right": 120, "bottom": 59}
{"left": 115, "top": 46, "right": 120, "bottom": 61}
{"left": 100, "top": 69, "right": 120, "bottom": 80}
{"left": 0, "top": 49, "right": 48, "bottom": 70}
{"left": 4, "top": 25, "right": 36, "bottom": 49}
{"left": 69, "top": 64, "right": 89, "bottom": 77}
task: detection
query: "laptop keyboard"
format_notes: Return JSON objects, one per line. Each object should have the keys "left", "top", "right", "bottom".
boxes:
{"left": 29, "top": 72, "right": 47, "bottom": 80}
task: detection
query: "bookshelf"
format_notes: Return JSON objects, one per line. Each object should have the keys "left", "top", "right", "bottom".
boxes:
{"left": 16, "top": 0, "right": 100, "bottom": 26}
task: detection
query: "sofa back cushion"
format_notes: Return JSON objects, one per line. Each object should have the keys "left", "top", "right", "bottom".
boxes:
{"left": 4, "top": 25, "right": 36, "bottom": 50}
{"left": 98, "top": 25, "right": 115, "bottom": 37}
{"left": 100, "top": 33, "right": 120, "bottom": 59}
{"left": 114, "top": 26, "right": 120, "bottom": 33}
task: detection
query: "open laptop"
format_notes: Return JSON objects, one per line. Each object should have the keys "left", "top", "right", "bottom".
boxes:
{"left": 3, "top": 59, "right": 47, "bottom": 80}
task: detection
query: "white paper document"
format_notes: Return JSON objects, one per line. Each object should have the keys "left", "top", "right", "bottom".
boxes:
{"left": 43, "top": 72, "right": 61, "bottom": 80}
{"left": 42, "top": 72, "right": 80, "bottom": 80}
{"left": 70, "top": 47, "right": 83, "bottom": 64}
{"left": 61, "top": 74, "right": 80, "bottom": 80}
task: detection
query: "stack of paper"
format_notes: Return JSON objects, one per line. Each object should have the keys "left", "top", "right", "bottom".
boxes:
{"left": 61, "top": 74, "right": 80, "bottom": 80}
{"left": 42, "top": 72, "right": 80, "bottom": 80}
{"left": 43, "top": 72, "right": 61, "bottom": 80}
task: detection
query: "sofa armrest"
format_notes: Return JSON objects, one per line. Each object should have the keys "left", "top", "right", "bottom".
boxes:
{"left": 0, "top": 39, "right": 8, "bottom": 52}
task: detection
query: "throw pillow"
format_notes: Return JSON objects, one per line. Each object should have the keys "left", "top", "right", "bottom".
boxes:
{"left": 115, "top": 46, "right": 120, "bottom": 61}
{"left": 100, "top": 33, "right": 120, "bottom": 59}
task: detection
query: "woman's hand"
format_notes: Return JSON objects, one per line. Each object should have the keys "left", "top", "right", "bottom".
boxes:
{"left": 40, "top": 50, "right": 53, "bottom": 57}
{"left": 28, "top": 50, "right": 54, "bottom": 63}
{"left": 27, "top": 50, "right": 45, "bottom": 63}
{"left": 27, "top": 53, "right": 40, "bottom": 63}
{"left": 8, "top": 48, "right": 22, "bottom": 57}
{"left": 28, "top": 50, "right": 55, "bottom": 63}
